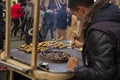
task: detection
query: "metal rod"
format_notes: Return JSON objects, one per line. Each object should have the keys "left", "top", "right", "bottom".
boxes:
{"left": 9, "top": 69, "right": 13, "bottom": 80}
{"left": 0, "top": 61, "right": 29, "bottom": 73}
{"left": 5, "top": 0, "right": 11, "bottom": 59}
{"left": 31, "top": 0, "right": 40, "bottom": 68}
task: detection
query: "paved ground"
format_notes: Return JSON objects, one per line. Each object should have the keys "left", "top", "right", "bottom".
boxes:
{"left": 10, "top": 30, "right": 53, "bottom": 48}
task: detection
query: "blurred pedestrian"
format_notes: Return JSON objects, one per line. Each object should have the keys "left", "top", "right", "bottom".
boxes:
{"left": 0, "top": 26, "right": 3, "bottom": 50}
{"left": 23, "top": 1, "right": 34, "bottom": 44}
{"left": 56, "top": 3, "right": 67, "bottom": 40}
{"left": 44, "top": 8, "right": 55, "bottom": 40}
{"left": 11, "top": 1, "right": 23, "bottom": 37}
{"left": 0, "top": 1, "right": 4, "bottom": 50}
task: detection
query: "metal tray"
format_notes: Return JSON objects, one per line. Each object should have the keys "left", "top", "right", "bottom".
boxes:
{"left": 10, "top": 48, "right": 83, "bottom": 73}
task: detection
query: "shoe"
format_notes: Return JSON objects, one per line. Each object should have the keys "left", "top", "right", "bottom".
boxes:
{"left": 11, "top": 33, "right": 13, "bottom": 37}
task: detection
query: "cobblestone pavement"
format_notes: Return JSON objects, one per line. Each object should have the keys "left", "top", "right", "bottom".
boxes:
{"left": 10, "top": 30, "right": 55, "bottom": 48}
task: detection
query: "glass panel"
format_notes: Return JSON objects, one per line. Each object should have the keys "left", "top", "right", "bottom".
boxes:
{"left": 10, "top": 1, "right": 34, "bottom": 65}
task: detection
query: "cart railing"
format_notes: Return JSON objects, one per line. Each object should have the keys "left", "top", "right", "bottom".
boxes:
{"left": 4, "top": 0, "right": 40, "bottom": 80}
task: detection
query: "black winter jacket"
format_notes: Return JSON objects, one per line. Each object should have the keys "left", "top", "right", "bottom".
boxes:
{"left": 72, "top": 3, "right": 120, "bottom": 80}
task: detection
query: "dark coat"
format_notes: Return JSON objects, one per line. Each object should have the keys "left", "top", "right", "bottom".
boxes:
{"left": 45, "top": 10, "right": 54, "bottom": 26}
{"left": 73, "top": 3, "right": 120, "bottom": 80}
{"left": 56, "top": 7, "right": 67, "bottom": 30}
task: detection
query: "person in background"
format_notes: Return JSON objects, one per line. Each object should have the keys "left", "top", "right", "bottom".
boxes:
{"left": 0, "top": 26, "right": 3, "bottom": 50}
{"left": 44, "top": 5, "right": 55, "bottom": 40}
{"left": 66, "top": 14, "right": 78, "bottom": 41}
{"left": 39, "top": 6, "right": 47, "bottom": 40}
{"left": 0, "top": 0, "right": 3, "bottom": 50}
{"left": 53, "top": 8, "right": 58, "bottom": 30}
{"left": 20, "top": 2, "right": 27, "bottom": 24}
{"left": 23, "top": 1, "right": 34, "bottom": 44}
{"left": 67, "top": 0, "right": 120, "bottom": 80}
{"left": 55, "top": 3, "right": 67, "bottom": 40}
{"left": 11, "top": 1, "right": 23, "bottom": 37}
{"left": 28, "top": 25, "right": 44, "bottom": 43}
{"left": 18, "top": 2, "right": 27, "bottom": 38}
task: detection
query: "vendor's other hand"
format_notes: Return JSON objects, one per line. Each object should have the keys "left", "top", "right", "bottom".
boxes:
{"left": 67, "top": 57, "right": 79, "bottom": 72}
{"left": 71, "top": 40, "right": 83, "bottom": 49}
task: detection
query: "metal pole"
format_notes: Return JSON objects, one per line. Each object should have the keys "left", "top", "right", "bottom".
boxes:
{"left": 31, "top": 0, "right": 40, "bottom": 68}
{"left": 9, "top": 69, "right": 13, "bottom": 80}
{"left": 5, "top": 0, "right": 11, "bottom": 59}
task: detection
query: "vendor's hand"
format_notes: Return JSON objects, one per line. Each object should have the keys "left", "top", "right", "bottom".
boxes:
{"left": 67, "top": 57, "right": 79, "bottom": 72}
{"left": 71, "top": 40, "right": 83, "bottom": 49}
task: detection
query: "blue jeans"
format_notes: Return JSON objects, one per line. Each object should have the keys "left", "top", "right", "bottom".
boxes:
{"left": 43, "top": 24, "right": 54, "bottom": 40}
{"left": 48, "top": 25, "right": 54, "bottom": 40}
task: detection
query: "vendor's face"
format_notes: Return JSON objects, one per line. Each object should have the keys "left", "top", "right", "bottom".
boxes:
{"left": 71, "top": 6, "right": 90, "bottom": 21}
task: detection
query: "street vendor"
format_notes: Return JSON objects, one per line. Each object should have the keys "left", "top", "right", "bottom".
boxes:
{"left": 67, "top": 0, "right": 120, "bottom": 80}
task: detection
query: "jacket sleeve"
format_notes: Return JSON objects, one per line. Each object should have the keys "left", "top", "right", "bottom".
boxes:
{"left": 73, "top": 30, "right": 116, "bottom": 80}
{"left": 19, "top": 6, "right": 24, "bottom": 17}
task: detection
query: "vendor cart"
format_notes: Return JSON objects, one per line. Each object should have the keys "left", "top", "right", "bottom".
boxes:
{"left": 0, "top": 0, "right": 83, "bottom": 80}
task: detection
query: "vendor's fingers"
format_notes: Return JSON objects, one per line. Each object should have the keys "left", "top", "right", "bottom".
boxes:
{"left": 71, "top": 43, "right": 76, "bottom": 49}
{"left": 73, "top": 40, "right": 83, "bottom": 48}
{"left": 71, "top": 41, "right": 80, "bottom": 48}
{"left": 67, "top": 66, "right": 74, "bottom": 72}
{"left": 66, "top": 61, "right": 74, "bottom": 71}
{"left": 68, "top": 57, "right": 78, "bottom": 62}
{"left": 69, "top": 57, "right": 78, "bottom": 61}
{"left": 67, "top": 57, "right": 79, "bottom": 71}
{"left": 69, "top": 57, "right": 79, "bottom": 65}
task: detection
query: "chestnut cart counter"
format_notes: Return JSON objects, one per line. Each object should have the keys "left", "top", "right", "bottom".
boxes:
{"left": 1, "top": 0, "right": 81, "bottom": 79}
{"left": 9, "top": 48, "right": 83, "bottom": 80}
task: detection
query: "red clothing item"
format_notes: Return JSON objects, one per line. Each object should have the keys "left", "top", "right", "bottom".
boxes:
{"left": 11, "top": 4, "right": 24, "bottom": 19}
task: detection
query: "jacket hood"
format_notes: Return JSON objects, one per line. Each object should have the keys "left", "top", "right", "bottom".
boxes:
{"left": 92, "top": 3, "right": 120, "bottom": 23}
